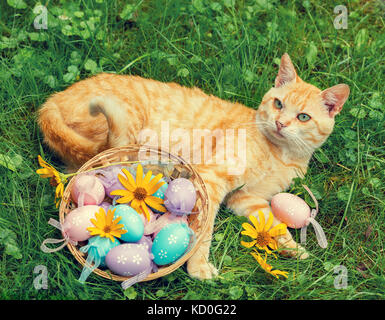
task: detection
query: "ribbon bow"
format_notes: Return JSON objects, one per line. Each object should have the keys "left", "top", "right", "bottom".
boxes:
{"left": 40, "top": 218, "right": 78, "bottom": 253}
{"left": 300, "top": 185, "right": 328, "bottom": 249}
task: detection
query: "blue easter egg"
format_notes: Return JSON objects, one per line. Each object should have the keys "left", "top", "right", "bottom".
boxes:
{"left": 111, "top": 205, "right": 144, "bottom": 242}
{"left": 151, "top": 222, "right": 191, "bottom": 266}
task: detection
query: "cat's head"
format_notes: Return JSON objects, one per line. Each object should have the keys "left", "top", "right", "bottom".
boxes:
{"left": 256, "top": 53, "right": 350, "bottom": 157}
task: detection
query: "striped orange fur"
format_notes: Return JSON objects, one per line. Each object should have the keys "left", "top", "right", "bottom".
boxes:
{"left": 38, "top": 53, "right": 350, "bottom": 279}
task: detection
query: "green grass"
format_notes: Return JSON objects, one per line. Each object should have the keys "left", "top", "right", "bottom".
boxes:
{"left": 0, "top": 0, "right": 384, "bottom": 300}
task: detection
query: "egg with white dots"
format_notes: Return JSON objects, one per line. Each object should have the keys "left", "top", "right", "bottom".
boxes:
{"left": 105, "top": 243, "right": 153, "bottom": 277}
{"left": 271, "top": 192, "right": 311, "bottom": 228}
{"left": 151, "top": 222, "right": 192, "bottom": 266}
{"left": 164, "top": 178, "right": 197, "bottom": 215}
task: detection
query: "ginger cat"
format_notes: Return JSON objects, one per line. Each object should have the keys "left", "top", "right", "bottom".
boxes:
{"left": 38, "top": 53, "right": 350, "bottom": 280}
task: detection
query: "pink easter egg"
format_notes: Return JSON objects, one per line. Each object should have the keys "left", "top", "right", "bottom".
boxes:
{"left": 271, "top": 193, "right": 311, "bottom": 228}
{"left": 71, "top": 174, "right": 105, "bottom": 206}
{"left": 138, "top": 207, "right": 159, "bottom": 226}
{"left": 62, "top": 205, "right": 101, "bottom": 242}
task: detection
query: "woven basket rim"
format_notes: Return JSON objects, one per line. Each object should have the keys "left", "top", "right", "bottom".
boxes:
{"left": 59, "top": 145, "right": 211, "bottom": 282}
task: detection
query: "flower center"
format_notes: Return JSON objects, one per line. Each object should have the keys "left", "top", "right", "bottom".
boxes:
{"left": 134, "top": 187, "right": 147, "bottom": 201}
{"left": 256, "top": 231, "right": 271, "bottom": 247}
{"left": 49, "top": 177, "right": 58, "bottom": 187}
{"left": 103, "top": 225, "right": 112, "bottom": 233}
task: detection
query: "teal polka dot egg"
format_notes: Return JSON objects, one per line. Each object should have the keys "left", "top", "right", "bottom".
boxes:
{"left": 151, "top": 222, "right": 191, "bottom": 266}
{"left": 111, "top": 204, "right": 144, "bottom": 242}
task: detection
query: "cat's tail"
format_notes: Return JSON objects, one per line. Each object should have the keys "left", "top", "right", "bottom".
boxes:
{"left": 38, "top": 99, "right": 105, "bottom": 168}
{"left": 89, "top": 96, "right": 138, "bottom": 148}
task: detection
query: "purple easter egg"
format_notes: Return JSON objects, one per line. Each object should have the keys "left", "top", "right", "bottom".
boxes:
{"left": 99, "top": 201, "right": 112, "bottom": 213}
{"left": 164, "top": 178, "right": 197, "bottom": 215}
{"left": 70, "top": 174, "right": 105, "bottom": 206}
{"left": 62, "top": 205, "right": 101, "bottom": 242}
{"left": 96, "top": 165, "right": 128, "bottom": 199}
{"left": 105, "top": 243, "right": 152, "bottom": 277}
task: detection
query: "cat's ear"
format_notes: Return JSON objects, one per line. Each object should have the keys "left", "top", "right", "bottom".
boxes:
{"left": 321, "top": 84, "right": 350, "bottom": 117}
{"left": 275, "top": 53, "right": 297, "bottom": 88}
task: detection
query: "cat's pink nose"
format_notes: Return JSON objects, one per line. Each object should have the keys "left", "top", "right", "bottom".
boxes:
{"left": 275, "top": 121, "right": 286, "bottom": 131}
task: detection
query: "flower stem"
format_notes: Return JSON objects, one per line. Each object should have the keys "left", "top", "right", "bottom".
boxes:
{"left": 63, "top": 160, "right": 143, "bottom": 179}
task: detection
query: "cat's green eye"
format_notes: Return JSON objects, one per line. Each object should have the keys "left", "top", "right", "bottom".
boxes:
{"left": 274, "top": 98, "right": 283, "bottom": 110}
{"left": 297, "top": 113, "right": 311, "bottom": 122}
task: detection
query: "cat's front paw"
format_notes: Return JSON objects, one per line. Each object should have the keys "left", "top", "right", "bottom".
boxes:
{"left": 187, "top": 259, "right": 218, "bottom": 280}
{"left": 276, "top": 232, "right": 309, "bottom": 260}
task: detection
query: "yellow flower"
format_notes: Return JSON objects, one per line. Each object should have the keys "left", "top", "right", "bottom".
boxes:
{"left": 251, "top": 250, "right": 289, "bottom": 279}
{"left": 240, "top": 211, "right": 287, "bottom": 254}
{"left": 36, "top": 155, "right": 67, "bottom": 207}
{"left": 110, "top": 164, "right": 166, "bottom": 221}
{"left": 87, "top": 207, "right": 127, "bottom": 242}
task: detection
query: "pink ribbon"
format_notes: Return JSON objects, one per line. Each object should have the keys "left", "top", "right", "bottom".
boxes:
{"left": 300, "top": 185, "right": 328, "bottom": 249}
{"left": 143, "top": 213, "right": 188, "bottom": 236}
{"left": 40, "top": 218, "right": 77, "bottom": 253}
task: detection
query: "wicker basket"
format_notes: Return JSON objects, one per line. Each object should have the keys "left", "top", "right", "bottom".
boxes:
{"left": 59, "top": 145, "right": 210, "bottom": 282}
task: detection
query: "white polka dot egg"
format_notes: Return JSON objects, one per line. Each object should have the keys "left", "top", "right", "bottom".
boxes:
{"left": 105, "top": 243, "right": 153, "bottom": 277}
{"left": 271, "top": 193, "right": 311, "bottom": 228}
{"left": 151, "top": 222, "right": 191, "bottom": 266}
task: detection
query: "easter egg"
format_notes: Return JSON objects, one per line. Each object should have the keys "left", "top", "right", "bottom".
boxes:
{"left": 151, "top": 222, "right": 191, "bottom": 266}
{"left": 96, "top": 165, "right": 128, "bottom": 199}
{"left": 105, "top": 243, "right": 153, "bottom": 277}
{"left": 111, "top": 205, "right": 144, "bottom": 242}
{"left": 71, "top": 174, "right": 105, "bottom": 206}
{"left": 164, "top": 178, "right": 196, "bottom": 215}
{"left": 271, "top": 193, "right": 311, "bottom": 228}
{"left": 62, "top": 205, "right": 101, "bottom": 242}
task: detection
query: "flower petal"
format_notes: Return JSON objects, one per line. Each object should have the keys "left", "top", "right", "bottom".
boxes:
{"left": 110, "top": 189, "right": 131, "bottom": 197}
{"left": 146, "top": 173, "right": 163, "bottom": 192}
{"left": 269, "top": 223, "right": 287, "bottom": 237}
{"left": 249, "top": 215, "right": 262, "bottom": 233}
{"left": 258, "top": 211, "right": 265, "bottom": 230}
{"left": 264, "top": 212, "right": 274, "bottom": 232}
{"left": 140, "top": 202, "right": 151, "bottom": 221}
{"left": 117, "top": 173, "right": 135, "bottom": 192}
{"left": 87, "top": 227, "right": 103, "bottom": 236}
{"left": 241, "top": 222, "right": 258, "bottom": 237}
{"left": 37, "top": 155, "right": 52, "bottom": 169}
{"left": 136, "top": 164, "right": 143, "bottom": 187}
{"left": 147, "top": 181, "right": 165, "bottom": 195}
{"left": 271, "top": 269, "right": 289, "bottom": 279}
{"left": 144, "top": 196, "right": 166, "bottom": 212}
{"left": 131, "top": 199, "right": 141, "bottom": 211}
{"left": 36, "top": 168, "right": 54, "bottom": 178}
{"left": 142, "top": 170, "right": 153, "bottom": 188}
{"left": 121, "top": 169, "right": 137, "bottom": 189}
{"left": 116, "top": 194, "right": 134, "bottom": 204}
{"left": 106, "top": 208, "right": 114, "bottom": 225}
{"left": 240, "top": 240, "right": 257, "bottom": 248}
